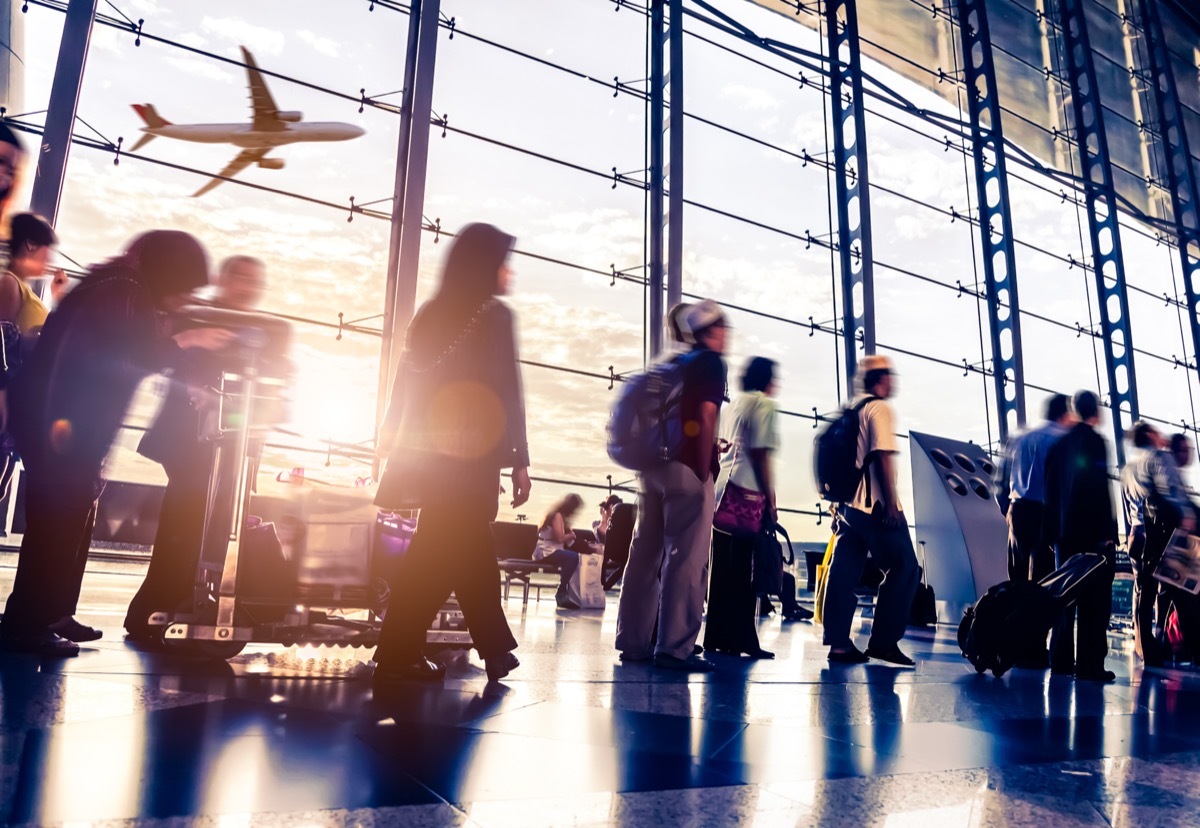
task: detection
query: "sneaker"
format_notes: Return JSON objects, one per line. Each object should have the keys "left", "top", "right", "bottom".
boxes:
{"left": 49, "top": 617, "right": 102, "bottom": 643}
{"left": 865, "top": 644, "right": 916, "bottom": 667}
{"left": 0, "top": 629, "right": 80, "bottom": 657}
{"left": 653, "top": 653, "right": 716, "bottom": 672}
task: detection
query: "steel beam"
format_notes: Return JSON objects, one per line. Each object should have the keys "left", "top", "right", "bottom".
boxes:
{"left": 29, "top": 0, "right": 97, "bottom": 226}
{"left": 1057, "top": 0, "right": 1139, "bottom": 464}
{"left": 953, "top": 0, "right": 1027, "bottom": 441}
{"left": 374, "top": 0, "right": 440, "bottom": 452}
{"left": 648, "top": 0, "right": 666, "bottom": 358}
{"left": 666, "top": 0, "right": 683, "bottom": 312}
{"left": 1136, "top": 0, "right": 1200, "bottom": 400}
{"left": 375, "top": 0, "right": 425, "bottom": 454}
{"left": 825, "top": 0, "right": 876, "bottom": 389}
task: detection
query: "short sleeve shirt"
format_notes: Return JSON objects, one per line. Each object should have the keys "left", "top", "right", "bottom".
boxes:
{"left": 850, "top": 396, "right": 901, "bottom": 513}
{"left": 678, "top": 347, "right": 727, "bottom": 479}
{"left": 719, "top": 391, "right": 780, "bottom": 493}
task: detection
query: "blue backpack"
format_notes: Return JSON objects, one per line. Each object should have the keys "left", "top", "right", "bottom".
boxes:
{"left": 607, "top": 351, "right": 696, "bottom": 471}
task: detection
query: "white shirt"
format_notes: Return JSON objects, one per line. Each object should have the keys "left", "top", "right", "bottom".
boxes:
{"left": 850, "top": 396, "right": 901, "bottom": 514}
{"left": 716, "top": 391, "right": 779, "bottom": 501}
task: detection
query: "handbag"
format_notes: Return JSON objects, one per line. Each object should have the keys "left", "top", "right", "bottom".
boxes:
{"left": 752, "top": 522, "right": 794, "bottom": 596}
{"left": 713, "top": 479, "right": 767, "bottom": 535}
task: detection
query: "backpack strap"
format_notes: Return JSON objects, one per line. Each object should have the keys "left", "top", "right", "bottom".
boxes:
{"left": 850, "top": 395, "right": 880, "bottom": 508}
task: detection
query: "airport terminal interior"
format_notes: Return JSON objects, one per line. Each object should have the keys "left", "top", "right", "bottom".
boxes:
{"left": 7, "top": 0, "right": 1200, "bottom": 824}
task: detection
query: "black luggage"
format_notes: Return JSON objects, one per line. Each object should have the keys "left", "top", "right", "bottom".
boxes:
{"left": 958, "top": 552, "right": 1106, "bottom": 677}
{"left": 703, "top": 529, "right": 761, "bottom": 655}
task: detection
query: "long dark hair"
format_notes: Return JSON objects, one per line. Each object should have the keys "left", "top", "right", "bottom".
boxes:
{"left": 89, "top": 230, "right": 209, "bottom": 303}
{"left": 407, "top": 223, "right": 515, "bottom": 359}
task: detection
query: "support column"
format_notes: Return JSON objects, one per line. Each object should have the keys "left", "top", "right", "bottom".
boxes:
{"left": 954, "top": 0, "right": 1027, "bottom": 441}
{"left": 826, "top": 0, "right": 876, "bottom": 390}
{"left": 29, "top": 0, "right": 96, "bottom": 226}
{"left": 648, "top": 0, "right": 665, "bottom": 358}
{"left": 372, "top": 0, "right": 439, "bottom": 448}
{"left": 1057, "top": 0, "right": 1139, "bottom": 465}
{"left": 648, "top": 0, "right": 683, "bottom": 360}
{"left": 1137, "top": 0, "right": 1200, "bottom": 399}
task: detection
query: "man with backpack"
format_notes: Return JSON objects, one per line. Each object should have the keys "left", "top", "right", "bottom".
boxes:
{"left": 1044, "top": 390, "right": 1118, "bottom": 682}
{"left": 615, "top": 299, "right": 727, "bottom": 672}
{"left": 820, "top": 355, "right": 919, "bottom": 666}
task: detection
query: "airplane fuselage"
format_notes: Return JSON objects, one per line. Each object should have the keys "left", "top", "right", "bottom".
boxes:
{"left": 142, "top": 122, "right": 364, "bottom": 148}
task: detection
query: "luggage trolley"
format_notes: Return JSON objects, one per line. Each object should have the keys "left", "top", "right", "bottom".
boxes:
{"left": 147, "top": 306, "right": 472, "bottom": 659}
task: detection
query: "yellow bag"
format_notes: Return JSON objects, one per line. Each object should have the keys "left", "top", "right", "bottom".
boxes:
{"left": 813, "top": 534, "right": 836, "bottom": 625}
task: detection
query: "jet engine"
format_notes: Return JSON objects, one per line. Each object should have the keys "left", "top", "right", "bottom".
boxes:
{"left": 258, "top": 158, "right": 285, "bottom": 170}
{"left": 276, "top": 111, "right": 303, "bottom": 122}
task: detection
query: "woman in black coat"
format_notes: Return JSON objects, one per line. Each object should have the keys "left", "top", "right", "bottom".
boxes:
{"left": 373, "top": 223, "right": 531, "bottom": 684}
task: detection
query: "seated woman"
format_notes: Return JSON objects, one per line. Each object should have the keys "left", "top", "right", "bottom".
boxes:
{"left": 593, "top": 494, "right": 623, "bottom": 545}
{"left": 536, "top": 493, "right": 588, "bottom": 610}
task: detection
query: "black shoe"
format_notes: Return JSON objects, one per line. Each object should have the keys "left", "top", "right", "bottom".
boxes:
{"left": 693, "top": 644, "right": 704, "bottom": 655}
{"left": 485, "top": 652, "right": 520, "bottom": 682}
{"left": 827, "top": 645, "right": 869, "bottom": 664}
{"left": 49, "top": 617, "right": 102, "bottom": 643}
{"left": 782, "top": 606, "right": 814, "bottom": 622}
{"left": 1050, "top": 663, "right": 1075, "bottom": 677}
{"left": 865, "top": 644, "right": 916, "bottom": 667}
{"left": 618, "top": 650, "right": 653, "bottom": 663}
{"left": 653, "top": 653, "right": 716, "bottom": 672}
{"left": 1075, "top": 668, "right": 1116, "bottom": 683}
{"left": 0, "top": 630, "right": 79, "bottom": 657}
{"left": 759, "top": 598, "right": 777, "bottom": 618}
{"left": 747, "top": 648, "right": 775, "bottom": 660}
{"left": 374, "top": 657, "right": 445, "bottom": 684}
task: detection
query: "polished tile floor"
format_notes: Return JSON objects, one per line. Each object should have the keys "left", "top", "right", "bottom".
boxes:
{"left": 2, "top": 553, "right": 1200, "bottom": 827}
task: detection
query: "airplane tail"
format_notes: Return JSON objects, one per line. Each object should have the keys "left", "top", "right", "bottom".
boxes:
{"left": 132, "top": 103, "right": 171, "bottom": 129}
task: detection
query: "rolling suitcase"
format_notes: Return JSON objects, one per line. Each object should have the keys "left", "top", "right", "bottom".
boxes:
{"left": 958, "top": 552, "right": 1106, "bottom": 677}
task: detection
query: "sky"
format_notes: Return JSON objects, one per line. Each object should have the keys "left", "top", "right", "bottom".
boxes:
{"left": 9, "top": 0, "right": 1200, "bottom": 543}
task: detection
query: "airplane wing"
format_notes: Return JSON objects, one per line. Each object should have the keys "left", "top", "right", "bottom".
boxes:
{"left": 240, "top": 46, "right": 284, "bottom": 132}
{"left": 193, "top": 148, "right": 268, "bottom": 197}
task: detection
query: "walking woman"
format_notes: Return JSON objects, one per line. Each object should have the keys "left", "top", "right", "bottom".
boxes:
{"left": 373, "top": 223, "right": 531, "bottom": 685}
{"left": 704, "top": 356, "right": 781, "bottom": 658}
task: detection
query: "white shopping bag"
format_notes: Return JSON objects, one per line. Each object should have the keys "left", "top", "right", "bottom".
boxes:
{"left": 567, "top": 552, "right": 606, "bottom": 609}
{"left": 1154, "top": 529, "right": 1200, "bottom": 595}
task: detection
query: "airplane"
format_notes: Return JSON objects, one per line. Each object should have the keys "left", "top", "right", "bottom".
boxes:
{"left": 130, "top": 46, "right": 365, "bottom": 197}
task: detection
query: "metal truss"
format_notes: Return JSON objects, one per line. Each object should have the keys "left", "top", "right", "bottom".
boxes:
{"left": 1136, "top": 0, "right": 1200, "bottom": 395}
{"left": 649, "top": 0, "right": 683, "bottom": 359}
{"left": 953, "top": 0, "right": 1027, "bottom": 442}
{"left": 1057, "top": 0, "right": 1139, "bottom": 464}
{"left": 825, "top": 0, "right": 876, "bottom": 389}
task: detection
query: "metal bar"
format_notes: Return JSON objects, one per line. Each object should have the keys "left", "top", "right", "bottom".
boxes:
{"left": 648, "top": 0, "right": 665, "bottom": 358}
{"left": 666, "top": 0, "right": 683, "bottom": 311}
{"left": 29, "top": 0, "right": 97, "bottom": 225}
{"left": 954, "top": 0, "right": 1027, "bottom": 440}
{"left": 825, "top": 0, "right": 876, "bottom": 389}
{"left": 390, "top": 0, "right": 441, "bottom": 375}
{"left": 1137, "top": 0, "right": 1200, "bottom": 401}
{"left": 1057, "top": 0, "right": 1139, "bottom": 464}
{"left": 374, "top": 0, "right": 423, "bottom": 457}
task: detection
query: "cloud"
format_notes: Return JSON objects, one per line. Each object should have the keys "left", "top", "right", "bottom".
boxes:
{"left": 720, "top": 83, "right": 781, "bottom": 112}
{"left": 164, "top": 55, "right": 239, "bottom": 85}
{"left": 297, "top": 29, "right": 339, "bottom": 59}
{"left": 200, "top": 16, "right": 285, "bottom": 57}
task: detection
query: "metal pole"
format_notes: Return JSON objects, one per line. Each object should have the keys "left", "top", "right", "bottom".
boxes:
{"left": 1136, "top": 0, "right": 1200, "bottom": 402}
{"left": 666, "top": 0, "right": 683, "bottom": 311}
{"left": 648, "top": 0, "right": 665, "bottom": 358}
{"left": 374, "top": 0, "right": 423, "bottom": 453}
{"left": 0, "top": 0, "right": 25, "bottom": 117}
{"left": 1057, "top": 0, "right": 1139, "bottom": 465}
{"left": 953, "top": 0, "right": 1027, "bottom": 441}
{"left": 825, "top": 0, "right": 876, "bottom": 391}
{"left": 29, "top": 0, "right": 96, "bottom": 225}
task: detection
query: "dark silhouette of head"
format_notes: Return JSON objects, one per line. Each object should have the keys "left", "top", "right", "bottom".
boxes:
{"left": 1073, "top": 390, "right": 1100, "bottom": 424}
{"left": 741, "top": 356, "right": 776, "bottom": 393}
{"left": 1045, "top": 393, "right": 1070, "bottom": 424}
{"left": 119, "top": 231, "right": 210, "bottom": 306}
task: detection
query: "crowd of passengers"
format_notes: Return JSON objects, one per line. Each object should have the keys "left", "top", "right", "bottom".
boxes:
{"left": 0, "top": 122, "right": 1194, "bottom": 686}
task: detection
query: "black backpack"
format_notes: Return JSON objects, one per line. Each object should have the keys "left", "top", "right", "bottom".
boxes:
{"left": 957, "top": 580, "right": 1058, "bottom": 677}
{"left": 813, "top": 397, "right": 877, "bottom": 503}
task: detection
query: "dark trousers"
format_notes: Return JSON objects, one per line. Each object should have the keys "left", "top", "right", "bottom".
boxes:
{"left": 1128, "top": 526, "right": 1158, "bottom": 660}
{"left": 822, "top": 506, "right": 919, "bottom": 650}
{"left": 1049, "top": 541, "right": 1115, "bottom": 675}
{"left": 1007, "top": 499, "right": 1055, "bottom": 582}
{"left": 374, "top": 497, "right": 517, "bottom": 665}
{"left": 124, "top": 459, "right": 210, "bottom": 633}
{"left": 1, "top": 454, "right": 100, "bottom": 637}
{"left": 540, "top": 548, "right": 580, "bottom": 599}
{"left": 703, "top": 530, "right": 760, "bottom": 655}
